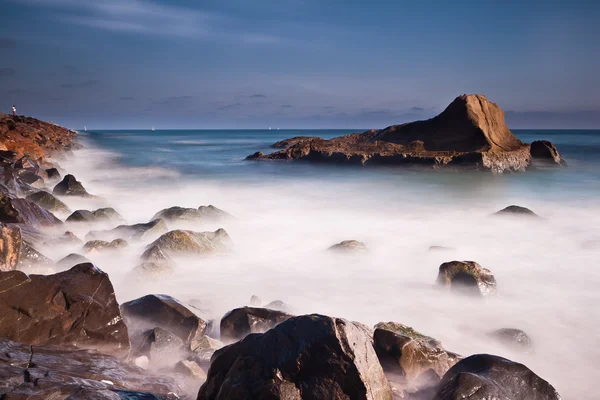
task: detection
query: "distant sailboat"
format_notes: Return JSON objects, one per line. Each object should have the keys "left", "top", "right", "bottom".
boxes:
{"left": 84, "top": 125, "right": 87, "bottom": 132}
{"left": 269, "top": 127, "right": 272, "bottom": 130}
{"left": 152, "top": 126, "right": 155, "bottom": 131}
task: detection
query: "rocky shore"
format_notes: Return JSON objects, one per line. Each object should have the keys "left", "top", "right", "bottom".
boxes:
{"left": 247, "top": 94, "right": 566, "bottom": 173}
{"left": 0, "top": 113, "right": 563, "bottom": 399}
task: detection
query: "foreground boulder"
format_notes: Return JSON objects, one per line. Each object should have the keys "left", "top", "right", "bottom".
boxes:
{"left": 530, "top": 140, "right": 566, "bottom": 166}
{"left": 328, "top": 239, "right": 368, "bottom": 253}
{"left": 220, "top": 306, "right": 293, "bottom": 343}
{"left": 198, "top": 314, "right": 393, "bottom": 399}
{"left": 146, "top": 228, "right": 233, "bottom": 256}
{"left": 26, "top": 190, "right": 71, "bottom": 215}
{"left": 436, "top": 261, "right": 497, "bottom": 296}
{"left": 494, "top": 205, "right": 540, "bottom": 218}
{"left": 52, "top": 174, "right": 90, "bottom": 196}
{"left": 0, "top": 338, "right": 182, "bottom": 399}
{"left": 433, "top": 354, "right": 560, "bottom": 400}
{"left": 0, "top": 263, "right": 130, "bottom": 357}
{"left": 121, "top": 294, "right": 208, "bottom": 351}
{"left": 0, "top": 192, "right": 62, "bottom": 227}
{"left": 0, "top": 223, "right": 21, "bottom": 271}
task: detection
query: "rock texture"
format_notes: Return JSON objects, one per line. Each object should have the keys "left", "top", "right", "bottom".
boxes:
{"left": 530, "top": 140, "right": 566, "bottom": 166}
{"left": 494, "top": 205, "right": 540, "bottom": 218}
{"left": 0, "top": 223, "right": 21, "bottom": 271}
{"left": 433, "top": 354, "right": 560, "bottom": 400}
{"left": 247, "top": 95, "right": 565, "bottom": 173}
{"left": 146, "top": 228, "right": 233, "bottom": 256}
{"left": 53, "top": 174, "right": 90, "bottom": 197}
{"left": 220, "top": 307, "right": 293, "bottom": 342}
{"left": 328, "top": 239, "right": 368, "bottom": 253}
{"left": 0, "top": 192, "right": 62, "bottom": 227}
{"left": 0, "top": 263, "right": 130, "bottom": 357}
{"left": 25, "top": 190, "right": 71, "bottom": 215}
{"left": 436, "top": 261, "right": 497, "bottom": 297}
{"left": 198, "top": 314, "right": 393, "bottom": 400}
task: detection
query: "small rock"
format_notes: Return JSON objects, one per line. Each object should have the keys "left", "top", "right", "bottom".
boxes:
{"left": 328, "top": 239, "right": 368, "bottom": 252}
{"left": 53, "top": 174, "right": 90, "bottom": 197}
{"left": 489, "top": 328, "right": 533, "bottom": 352}
{"left": 264, "top": 300, "right": 293, "bottom": 313}
{"left": 494, "top": 205, "right": 540, "bottom": 218}
{"left": 44, "top": 231, "right": 83, "bottom": 247}
{"left": 248, "top": 295, "right": 262, "bottom": 306}
{"left": 67, "top": 207, "right": 123, "bottom": 224}
{"left": 436, "top": 261, "right": 497, "bottom": 297}
{"left": 220, "top": 306, "right": 293, "bottom": 343}
{"left": 87, "top": 219, "right": 168, "bottom": 242}
{"left": 174, "top": 360, "right": 207, "bottom": 380}
{"left": 530, "top": 140, "right": 566, "bottom": 166}
{"left": 83, "top": 239, "right": 128, "bottom": 253}
{"left": 146, "top": 228, "right": 233, "bottom": 256}
{"left": 428, "top": 245, "right": 455, "bottom": 252}
{"left": 135, "top": 327, "right": 185, "bottom": 368}
{"left": 45, "top": 167, "right": 61, "bottom": 180}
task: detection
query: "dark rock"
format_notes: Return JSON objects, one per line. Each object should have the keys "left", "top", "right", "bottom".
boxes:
{"left": 328, "top": 239, "right": 368, "bottom": 252}
{"left": 489, "top": 328, "right": 533, "bottom": 352}
{"left": 87, "top": 219, "right": 168, "bottom": 242}
{"left": 198, "top": 314, "right": 393, "bottom": 400}
{"left": 245, "top": 151, "right": 264, "bottom": 160}
{"left": 121, "top": 294, "right": 207, "bottom": 351}
{"left": 134, "top": 327, "right": 185, "bottom": 368}
{"left": 494, "top": 205, "right": 540, "bottom": 218}
{"left": 26, "top": 190, "right": 71, "bottom": 214}
{"left": 0, "top": 223, "right": 21, "bottom": 271}
{"left": 436, "top": 261, "right": 497, "bottom": 297}
{"left": 18, "top": 171, "right": 45, "bottom": 188}
{"left": 53, "top": 174, "right": 90, "bottom": 197}
{"left": 45, "top": 167, "right": 61, "bottom": 180}
{"left": 433, "top": 354, "right": 560, "bottom": 400}
{"left": 270, "top": 136, "right": 320, "bottom": 149}
{"left": 374, "top": 322, "right": 461, "bottom": 383}
{"left": 67, "top": 209, "right": 95, "bottom": 222}
{"left": 0, "top": 338, "right": 182, "bottom": 399}
{"left": 17, "top": 241, "right": 53, "bottom": 270}
{"left": 83, "top": 238, "right": 128, "bottom": 253}
{"left": 146, "top": 228, "right": 233, "bottom": 256}
{"left": 530, "top": 140, "right": 566, "bottom": 166}
{"left": 220, "top": 306, "right": 293, "bottom": 343}
{"left": 68, "top": 207, "right": 124, "bottom": 224}
{"left": 0, "top": 263, "right": 130, "bottom": 357}
{"left": 0, "top": 192, "right": 62, "bottom": 227}
{"left": 56, "top": 252, "right": 90, "bottom": 269}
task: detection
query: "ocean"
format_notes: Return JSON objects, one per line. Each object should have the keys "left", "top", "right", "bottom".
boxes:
{"left": 57, "top": 128, "right": 600, "bottom": 399}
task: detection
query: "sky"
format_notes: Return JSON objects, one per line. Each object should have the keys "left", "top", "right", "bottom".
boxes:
{"left": 0, "top": 0, "right": 599, "bottom": 129}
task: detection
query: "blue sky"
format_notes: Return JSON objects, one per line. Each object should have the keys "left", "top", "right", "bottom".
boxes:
{"left": 1, "top": 0, "right": 599, "bottom": 129}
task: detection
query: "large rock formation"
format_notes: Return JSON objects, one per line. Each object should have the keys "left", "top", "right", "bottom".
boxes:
{"left": 198, "top": 314, "right": 393, "bottom": 399}
{"left": 0, "top": 263, "right": 130, "bottom": 357}
{"left": 247, "top": 95, "right": 565, "bottom": 173}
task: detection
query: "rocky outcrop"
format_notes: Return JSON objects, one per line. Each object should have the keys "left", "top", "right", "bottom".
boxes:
{"left": 247, "top": 95, "right": 565, "bottom": 173}
{"left": 433, "top": 354, "right": 560, "bottom": 400}
{"left": 0, "top": 223, "right": 21, "bottom": 271}
{"left": 328, "top": 239, "right": 368, "bottom": 253}
{"left": 271, "top": 136, "right": 320, "bottom": 149}
{"left": 436, "top": 261, "right": 497, "bottom": 296}
{"left": 198, "top": 314, "right": 393, "bottom": 400}
{"left": 0, "top": 263, "right": 130, "bottom": 357}
{"left": 494, "top": 205, "right": 540, "bottom": 218}
{"left": 146, "top": 228, "right": 233, "bottom": 256}
{"left": 67, "top": 207, "right": 123, "bottom": 223}
{"left": 489, "top": 328, "right": 532, "bottom": 352}
{"left": 26, "top": 190, "right": 71, "bottom": 215}
{"left": 152, "top": 205, "right": 231, "bottom": 223}
{"left": 83, "top": 238, "right": 128, "bottom": 253}
{"left": 531, "top": 140, "right": 566, "bottom": 166}
{"left": 220, "top": 307, "right": 293, "bottom": 342}
{"left": 53, "top": 174, "right": 91, "bottom": 197}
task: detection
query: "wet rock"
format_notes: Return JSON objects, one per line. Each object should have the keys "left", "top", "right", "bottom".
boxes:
{"left": 0, "top": 223, "right": 21, "bottom": 271}
{"left": 436, "top": 261, "right": 497, "bottom": 297}
{"left": 152, "top": 205, "right": 231, "bottom": 223}
{"left": 146, "top": 228, "right": 233, "bottom": 256}
{"left": 0, "top": 192, "right": 62, "bottom": 227}
{"left": 190, "top": 336, "right": 223, "bottom": 368}
{"left": 0, "top": 338, "right": 183, "bottom": 399}
{"left": 494, "top": 205, "right": 540, "bottom": 218}
{"left": 87, "top": 219, "right": 168, "bottom": 242}
{"left": 489, "top": 328, "right": 532, "bottom": 352}
{"left": 0, "top": 263, "right": 130, "bottom": 357}
{"left": 44, "top": 230, "right": 83, "bottom": 247}
{"left": 121, "top": 294, "right": 208, "bottom": 351}
{"left": 92, "top": 207, "right": 123, "bottom": 222}
{"left": 530, "top": 140, "right": 566, "bottom": 166}
{"left": 174, "top": 360, "right": 207, "bottom": 380}
{"left": 433, "top": 354, "right": 560, "bottom": 400}
{"left": 83, "top": 238, "right": 128, "bottom": 253}
{"left": 134, "top": 327, "right": 185, "bottom": 368}
{"left": 17, "top": 241, "right": 53, "bottom": 270}
{"left": 328, "top": 239, "right": 368, "bottom": 253}
{"left": 18, "top": 171, "right": 45, "bottom": 188}
{"left": 374, "top": 322, "right": 461, "bottom": 382}
{"left": 45, "top": 167, "right": 61, "bottom": 180}
{"left": 131, "top": 261, "right": 176, "bottom": 279}
{"left": 66, "top": 209, "right": 95, "bottom": 222}
{"left": 26, "top": 190, "right": 71, "bottom": 214}
{"left": 56, "top": 252, "right": 90, "bottom": 269}
{"left": 198, "top": 314, "right": 393, "bottom": 400}
{"left": 220, "top": 306, "right": 294, "bottom": 343}
{"left": 52, "top": 174, "right": 90, "bottom": 197}
{"left": 67, "top": 207, "right": 123, "bottom": 223}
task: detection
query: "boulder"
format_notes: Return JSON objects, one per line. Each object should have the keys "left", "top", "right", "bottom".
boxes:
{"left": 44, "top": 230, "right": 83, "bottom": 247}
{"left": 494, "top": 205, "right": 540, "bottom": 218}
{"left": 264, "top": 299, "right": 294, "bottom": 313}
{"left": 146, "top": 228, "right": 233, "bottom": 256}
{"left": 26, "top": 190, "right": 71, "bottom": 214}
{"left": 220, "top": 306, "right": 294, "bottom": 343}
{"left": 489, "top": 328, "right": 533, "bottom": 352}
{"left": 270, "top": 136, "right": 320, "bottom": 149}
{"left": 56, "top": 252, "right": 90, "bottom": 269}
{"left": 249, "top": 294, "right": 262, "bottom": 306}
{"left": 198, "top": 314, "right": 393, "bottom": 400}
{"left": 121, "top": 294, "right": 208, "bottom": 351}
{"left": 373, "top": 322, "right": 461, "bottom": 382}
{"left": 52, "top": 174, "right": 90, "bottom": 197}
{"left": 133, "top": 327, "right": 185, "bottom": 368}
{"left": 197, "top": 205, "right": 232, "bottom": 220}
{"left": 530, "top": 140, "right": 566, "bottom": 166}
{"left": 175, "top": 359, "right": 207, "bottom": 380}
{"left": 17, "top": 171, "right": 45, "bottom": 188}
{"left": 66, "top": 209, "right": 95, "bottom": 222}
{"left": 436, "top": 261, "right": 497, "bottom": 297}
{"left": 152, "top": 206, "right": 203, "bottom": 222}
{"left": 0, "top": 338, "right": 183, "bottom": 399}
{"left": 189, "top": 336, "right": 223, "bottom": 368}
{"left": 83, "top": 238, "right": 128, "bottom": 253}
{"left": 433, "top": 354, "right": 560, "bottom": 400}
{"left": 0, "top": 192, "right": 62, "bottom": 227}
{"left": 0, "top": 263, "right": 130, "bottom": 357}
{"left": 0, "top": 223, "right": 21, "bottom": 271}
{"left": 67, "top": 207, "right": 123, "bottom": 223}
{"left": 17, "top": 241, "right": 53, "bottom": 270}
{"left": 328, "top": 239, "right": 368, "bottom": 252}
{"left": 131, "top": 261, "right": 175, "bottom": 280}
{"left": 87, "top": 219, "right": 168, "bottom": 242}
{"left": 45, "top": 167, "right": 61, "bottom": 180}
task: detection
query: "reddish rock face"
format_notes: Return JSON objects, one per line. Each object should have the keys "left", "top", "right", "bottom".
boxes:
{"left": 0, "top": 263, "right": 130, "bottom": 358}
{"left": 0, "top": 192, "right": 62, "bottom": 228}
{"left": 0, "top": 223, "right": 21, "bottom": 271}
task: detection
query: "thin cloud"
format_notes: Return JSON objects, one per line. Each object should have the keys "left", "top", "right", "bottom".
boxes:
{"left": 218, "top": 103, "right": 243, "bottom": 111}
{"left": 409, "top": 106, "right": 425, "bottom": 112}
{"left": 0, "top": 38, "right": 16, "bottom": 49}
{"left": 281, "top": 104, "right": 293, "bottom": 108}
{"left": 153, "top": 95, "right": 194, "bottom": 105}
{"left": 248, "top": 94, "right": 267, "bottom": 99}
{"left": 119, "top": 96, "right": 135, "bottom": 101}
{"left": 61, "top": 79, "right": 99, "bottom": 88}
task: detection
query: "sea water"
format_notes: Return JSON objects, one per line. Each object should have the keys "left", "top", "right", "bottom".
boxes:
{"left": 57, "top": 129, "right": 600, "bottom": 399}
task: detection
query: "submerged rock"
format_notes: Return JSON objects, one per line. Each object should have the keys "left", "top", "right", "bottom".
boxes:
{"left": 198, "top": 314, "right": 393, "bottom": 400}
{"left": 428, "top": 245, "right": 455, "bottom": 252}
{"left": 52, "top": 174, "right": 90, "bottom": 197}
{"left": 328, "top": 239, "right": 368, "bottom": 252}
{"left": 494, "top": 205, "right": 540, "bottom": 218}
{"left": 220, "top": 306, "right": 293, "bottom": 342}
{"left": 0, "top": 263, "right": 130, "bottom": 357}
{"left": 433, "top": 354, "right": 560, "bottom": 400}
{"left": 436, "top": 261, "right": 497, "bottom": 297}
{"left": 83, "top": 238, "right": 128, "bottom": 253}
{"left": 26, "top": 190, "right": 71, "bottom": 215}
{"left": 146, "top": 228, "right": 233, "bottom": 256}
{"left": 87, "top": 219, "right": 168, "bottom": 242}
{"left": 0, "top": 223, "right": 21, "bottom": 271}
{"left": 489, "top": 328, "right": 533, "bottom": 352}
{"left": 530, "top": 140, "right": 566, "bottom": 166}
{"left": 67, "top": 207, "right": 123, "bottom": 223}
{"left": 56, "top": 252, "right": 90, "bottom": 269}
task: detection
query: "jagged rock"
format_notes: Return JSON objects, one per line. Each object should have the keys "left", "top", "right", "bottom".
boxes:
{"left": 0, "top": 338, "right": 182, "bottom": 399}
{"left": 146, "top": 228, "right": 233, "bottom": 256}
{"left": 56, "top": 252, "right": 90, "bottom": 269}
{"left": 134, "top": 327, "right": 185, "bottom": 368}
{"left": 489, "top": 328, "right": 533, "bottom": 352}
{"left": 249, "top": 294, "right": 262, "bottom": 306}
{"left": 53, "top": 174, "right": 90, "bottom": 197}
{"left": 87, "top": 219, "right": 168, "bottom": 242}
{"left": 0, "top": 223, "right": 21, "bottom": 271}
{"left": 220, "top": 306, "right": 294, "bottom": 343}
{"left": 121, "top": 294, "right": 208, "bottom": 351}
{"left": 198, "top": 314, "right": 393, "bottom": 400}
{"left": 45, "top": 167, "right": 61, "bottom": 180}
{"left": 83, "top": 238, "right": 128, "bottom": 253}
{"left": 530, "top": 140, "right": 566, "bottom": 166}
{"left": 26, "top": 190, "right": 71, "bottom": 214}
{"left": 494, "top": 205, "right": 540, "bottom": 218}
{"left": 271, "top": 136, "right": 320, "bottom": 149}
{"left": 18, "top": 171, "right": 45, "bottom": 188}
{"left": 67, "top": 207, "right": 123, "bottom": 223}
{"left": 152, "top": 205, "right": 231, "bottom": 223}
{"left": 374, "top": 322, "right": 461, "bottom": 383}
{"left": 190, "top": 336, "right": 223, "bottom": 368}
{"left": 436, "top": 261, "right": 497, "bottom": 297}
{"left": 17, "top": 241, "right": 53, "bottom": 270}
{"left": 433, "top": 354, "right": 560, "bottom": 400}
{"left": 0, "top": 192, "right": 62, "bottom": 227}
{"left": 44, "top": 230, "right": 83, "bottom": 247}
{"left": 0, "top": 263, "right": 130, "bottom": 357}
{"left": 328, "top": 239, "right": 368, "bottom": 252}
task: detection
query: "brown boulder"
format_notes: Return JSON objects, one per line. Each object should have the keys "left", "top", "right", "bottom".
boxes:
{"left": 0, "top": 192, "right": 62, "bottom": 227}
{"left": 83, "top": 238, "right": 128, "bottom": 253}
{"left": 26, "top": 190, "right": 71, "bottom": 215}
{"left": 0, "top": 223, "right": 21, "bottom": 271}
{"left": 0, "top": 263, "right": 130, "bottom": 357}
{"left": 436, "top": 261, "right": 497, "bottom": 297}
{"left": 220, "top": 306, "right": 293, "bottom": 343}
{"left": 146, "top": 228, "right": 233, "bottom": 256}
{"left": 530, "top": 140, "right": 566, "bottom": 166}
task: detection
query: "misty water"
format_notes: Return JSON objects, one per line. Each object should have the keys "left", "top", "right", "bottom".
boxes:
{"left": 51, "top": 129, "right": 600, "bottom": 399}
